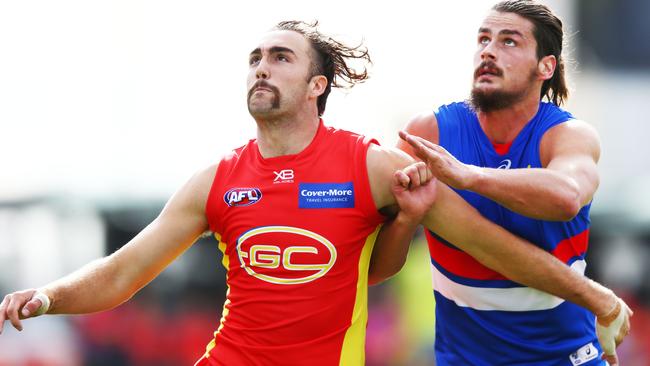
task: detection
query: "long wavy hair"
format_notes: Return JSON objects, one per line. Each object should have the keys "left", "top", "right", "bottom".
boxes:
{"left": 274, "top": 21, "right": 372, "bottom": 116}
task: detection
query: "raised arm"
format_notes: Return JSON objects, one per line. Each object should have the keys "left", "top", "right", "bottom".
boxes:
{"left": 400, "top": 119, "right": 601, "bottom": 221}
{"left": 366, "top": 143, "right": 630, "bottom": 362}
{"left": 368, "top": 161, "right": 436, "bottom": 285}
{"left": 0, "top": 164, "right": 217, "bottom": 333}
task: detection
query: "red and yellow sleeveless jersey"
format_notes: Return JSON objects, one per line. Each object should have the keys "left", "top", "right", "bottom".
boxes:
{"left": 199, "top": 121, "right": 385, "bottom": 366}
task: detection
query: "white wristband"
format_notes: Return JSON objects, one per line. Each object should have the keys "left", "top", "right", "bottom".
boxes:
{"left": 32, "top": 291, "right": 51, "bottom": 316}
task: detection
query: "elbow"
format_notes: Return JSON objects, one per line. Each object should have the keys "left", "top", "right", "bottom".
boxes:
{"left": 368, "top": 264, "right": 402, "bottom": 286}
{"left": 367, "top": 275, "right": 384, "bottom": 286}
{"left": 368, "top": 273, "right": 395, "bottom": 286}
{"left": 103, "top": 256, "right": 143, "bottom": 309}
{"left": 368, "top": 270, "right": 392, "bottom": 286}
{"left": 555, "top": 185, "right": 582, "bottom": 221}
{"left": 557, "top": 199, "right": 581, "bottom": 221}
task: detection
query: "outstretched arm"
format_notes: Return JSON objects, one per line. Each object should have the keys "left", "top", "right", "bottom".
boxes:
{"left": 422, "top": 180, "right": 631, "bottom": 365}
{"left": 367, "top": 143, "right": 631, "bottom": 364}
{"left": 368, "top": 162, "right": 436, "bottom": 285}
{"left": 399, "top": 119, "right": 601, "bottom": 221}
{"left": 0, "top": 164, "right": 216, "bottom": 333}
{"left": 367, "top": 144, "right": 607, "bottom": 307}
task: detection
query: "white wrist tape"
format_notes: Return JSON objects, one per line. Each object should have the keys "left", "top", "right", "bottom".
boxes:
{"left": 32, "top": 291, "right": 51, "bottom": 316}
{"left": 596, "top": 299, "right": 624, "bottom": 355}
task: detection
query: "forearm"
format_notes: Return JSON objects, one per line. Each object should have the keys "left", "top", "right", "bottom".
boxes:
{"left": 424, "top": 182, "right": 613, "bottom": 316}
{"left": 469, "top": 167, "right": 581, "bottom": 221}
{"left": 368, "top": 214, "right": 420, "bottom": 285}
{"left": 41, "top": 255, "right": 137, "bottom": 314}
{"left": 42, "top": 220, "right": 197, "bottom": 314}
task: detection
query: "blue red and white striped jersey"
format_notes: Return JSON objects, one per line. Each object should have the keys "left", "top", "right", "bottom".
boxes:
{"left": 430, "top": 101, "right": 605, "bottom": 366}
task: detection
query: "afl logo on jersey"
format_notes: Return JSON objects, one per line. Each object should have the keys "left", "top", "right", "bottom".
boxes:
{"left": 236, "top": 226, "right": 337, "bottom": 285}
{"left": 224, "top": 188, "right": 262, "bottom": 207}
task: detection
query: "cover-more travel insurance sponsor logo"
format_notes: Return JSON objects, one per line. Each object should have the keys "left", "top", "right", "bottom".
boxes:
{"left": 236, "top": 226, "right": 337, "bottom": 285}
{"left": 298, "top": 182, "right": 354, "bottom": 209}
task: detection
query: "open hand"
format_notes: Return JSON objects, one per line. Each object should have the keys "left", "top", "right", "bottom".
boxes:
{"left": 399, "top": 130, "right": 479, "bottom": 190}
{"left": 597, "top": 296, "right": 633, "bottom": 366}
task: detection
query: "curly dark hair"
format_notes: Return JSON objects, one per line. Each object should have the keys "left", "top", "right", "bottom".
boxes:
{"left": 273, "top": 20, "right": 372, "bottom": 116}
{"left": 493, "top": 0, "right": 569, "bottom": 106}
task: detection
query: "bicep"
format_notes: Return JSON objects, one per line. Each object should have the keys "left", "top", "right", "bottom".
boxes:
{"left": 542, "top": 120, "right": 601, "bottom": 205}
{"left": 110, "top": 165, "right": 216, "bottom": 289}
{"left": 366, "top": 144, "right": 415, "bottom": 210}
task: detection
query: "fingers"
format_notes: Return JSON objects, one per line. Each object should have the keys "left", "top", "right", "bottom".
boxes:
{"left": 5, "top": 295, "right": 24, "bottom": 332}
{"left": 398, "top": 162, "right": 432, "bottom": 189}
{"left": 603, "top": 353, "right": 618, "bottom": 366}
{"left": 615, "top": 304, "right": 632, "bottom": 345}
{"left": 624, "top": 301, "right": 634, "bottom": 317}
{"left": 0, "top": 295, "right": 8, "bottom": 334}
{"left": 0, "top": 290, "right": 42, "bottom": 334}
{"left": 399, "top": 131, "right": 437, "bottom": 149}
{"left": 393, "top": 170, "right": 410, "bottom": 189}
{"left": 597, "top": 296, "right": 633, "bottom": 364}
{"left": 399, "top": 131, "right": 439, "bottom": 163}
{"left": 21, "top": 298, "right": 44, "bottom": 318}
{"left": 398, "top": 132, "right": 454, "bottom": 179}
{"left": 416, "top": 162, "right": 433, "bottom": 185}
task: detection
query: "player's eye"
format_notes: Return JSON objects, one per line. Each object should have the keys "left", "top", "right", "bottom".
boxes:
{"left": 249, "top": 55, "right": 261, "bottom": 66}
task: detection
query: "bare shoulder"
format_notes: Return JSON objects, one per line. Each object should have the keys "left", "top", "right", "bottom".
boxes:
{"left": 366, "top": 144, "right": 415, "bottom": 210}
{"left": 367, "top": 144, "right": 414, "bottom": 172}
{"left": 163, "top": 163, "right": 219, "bottom": 216}
{"left": 545, "top": 119, "right": 600, "bottom": 140}
{"left": 398, "top": 110, "right": 440, "bottom": 155}
{"left": 405, "top": 111, "right": 439, "bottom": 143}
{"left": 541, "top": 119, "right": 601, "bottom": 165}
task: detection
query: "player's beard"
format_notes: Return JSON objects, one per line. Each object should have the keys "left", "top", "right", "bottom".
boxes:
{"left": 470, "top": 67, "right": 538, "bottom": 113}
{"left": 247, "top": 80, "right": 281, "bottom": 117}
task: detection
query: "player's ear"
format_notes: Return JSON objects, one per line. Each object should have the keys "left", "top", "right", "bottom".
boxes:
{"left": 309, "top": 75, "right": 328, "bottom": 98}
{"left": 538, "top": 55, "right": 556, "bottom": 81}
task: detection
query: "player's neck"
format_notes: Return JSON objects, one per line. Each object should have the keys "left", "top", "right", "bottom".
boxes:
{"left": 255, "top": 112, "right": 321, "bottom": 159}
{"left": 477, "top": 96, "right": 540, "bottom": 144}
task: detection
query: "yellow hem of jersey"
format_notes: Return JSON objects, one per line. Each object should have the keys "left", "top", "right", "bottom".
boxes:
{"left": 338, "top": 224, "right": 382, "bottom": 366}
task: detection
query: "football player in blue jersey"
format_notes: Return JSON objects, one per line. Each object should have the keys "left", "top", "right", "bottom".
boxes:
{"left": 384, "top": 1, "right": 632, "bottom": 365}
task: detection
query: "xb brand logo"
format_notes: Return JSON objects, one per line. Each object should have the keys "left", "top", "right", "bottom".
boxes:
{"left": 236, "top": 226, "right": 337, "bottom": 285}
{"left": 273, "top": 169, "right": 294, "bottom": 184}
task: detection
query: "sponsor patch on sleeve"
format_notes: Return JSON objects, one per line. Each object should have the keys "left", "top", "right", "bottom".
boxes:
{"left": 299, "top": 182, "right": 354, "bottom": 209}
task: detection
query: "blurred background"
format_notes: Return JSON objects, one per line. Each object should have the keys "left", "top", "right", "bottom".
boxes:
{"left": 1, "top": 0, "right": 648, "bottom": 365}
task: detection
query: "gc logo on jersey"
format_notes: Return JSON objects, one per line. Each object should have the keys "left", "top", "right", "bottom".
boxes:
{"left": 224, "top": 188, "right": 262, "bottom": 207}
{"left": 236, "top": 226, "right": 337, "bottom": 285}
